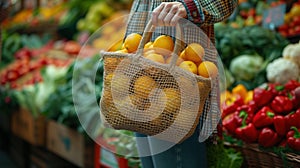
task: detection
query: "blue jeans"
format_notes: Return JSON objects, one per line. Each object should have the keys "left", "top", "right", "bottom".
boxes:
{"left": 135, "top": 129, "right": 207, "bottom": 168}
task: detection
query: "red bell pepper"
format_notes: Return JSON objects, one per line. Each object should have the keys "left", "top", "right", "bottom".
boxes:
{"left": 253, "top": 106, "right": 275, "bottom": 128}
{"left": 258, "top": 127, "right": 281, "bottom": 147}
{"left": 271, "top": 96, "right": 293, "bottom": 114}
{"left": 222, "top": 113, "right": 239, "bottom": 135}
{"left": 279, "top": 139, "right": 287, "bottom": 148}
{"left": 287, "top": 127, "right": 300, "bottom": 151}
{"left": 285, "top": 80, "right": 300, "bottom": 92}
{"left": 235, "top": 111, "right": 258, "bottom": 143}
{"left": 221, "top": 94, "right": 244, "bottom": 119}
{"left": 285, "top": 108, "right": 300, "bottom": 130}
{"left": 274, "top": 115, "right": 288, "bottom": 136}
{"left": 269, "top": 83, "right": 286, "bottom": 96}
{"left": 234, "top": 106, "right": 254, "bottom": 126}
{"left": 253, "top": 86, "right": 275, "bottom": 108}
{"left": 290, "top": 87, "right": 300, "bottom": 109}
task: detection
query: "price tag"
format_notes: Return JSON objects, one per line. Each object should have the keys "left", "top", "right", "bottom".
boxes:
{"left": 262, "top": 4, "right": 286, "bottom": 29}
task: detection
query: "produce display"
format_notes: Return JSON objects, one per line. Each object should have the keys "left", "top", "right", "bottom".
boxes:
{"left": 1, "top": 0, "right": 300, "bottom": 167}
{"left": 76, "top": 1, "right": 114, "bottom": 33}
{"left": 230, "top": 0, "right": 300, "bottom": 38}
{"left": 222, "top": 80, "right": 300, "bottom": 151}
{"left": 277, "top": 1, "right": 300, "bottom": 37}
{"left": 2, "top": 2, "right": 66, "bottom": 30}
{"left": 266, "top": 41, "right": 300, "bottom": 84}
{"left": 0, "top": 39, "right": 79, "bottom": 89}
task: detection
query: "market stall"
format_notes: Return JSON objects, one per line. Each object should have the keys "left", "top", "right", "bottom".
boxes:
{"left": 1, "top": 0, "right": 300, "bottom": 168}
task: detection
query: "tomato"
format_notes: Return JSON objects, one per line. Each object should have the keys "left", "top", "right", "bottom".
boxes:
{"left": 18, "top": 66, "right": 30, "bottom": 76}
{"left": 6, "top": 70, "right": 19, "bottom": 82}
{"left": 1, "top": 76, "right": 7, "bottom": 85}
{"left": 294, "top": 26, "right": 300, "bottom": 35}
{"left": 288, "top": 28, "right": 296, "bottom": 37}
{"left": 279, "top": 30, "right": 288, "bottom": 37}
{"left": 248, "top": 8, "right": 256, "bottom": 17}
{"left": 14, "top": 48, "right": 31, "bottom": 60}
{"left": 278, "top": 24, "right": 289, "bottom": 32}
{"left": 63, "top": 41, "right": 81, "bottom": 55}
{"left": 293, "top": 16, "right": 300, "bottom": 25}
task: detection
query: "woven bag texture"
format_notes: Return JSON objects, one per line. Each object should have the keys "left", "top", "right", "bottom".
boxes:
{"left": 100, "top": 21, "right": 212, "bottom": 143}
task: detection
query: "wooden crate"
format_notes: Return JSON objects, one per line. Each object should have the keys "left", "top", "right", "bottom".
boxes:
{"left": 30, "top": 146, "right": 77, "bottom": 168}
{"left": 226, "top": 143, "right": 300, "bottom": 168}
{"left": 0, "top": 112, "right": 11, "bottom": 132}
{"left": 11, "top": 108, "right": 46, "bottom": 146}
{"left": 46, "top": 120, "right": 94, "bottom": 168}
{"left": 9, "top": 135, "right": 30, "bottom": 168}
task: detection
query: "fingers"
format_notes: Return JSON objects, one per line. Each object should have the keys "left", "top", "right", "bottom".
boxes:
{"left": 164, "top": 5, "right": 178, "bottom": 26}
{"left": 152, "top": 3, "right": 164, "bottom": 26}
{"left": 152, "top": 2, "right": 187, "bottom": 27}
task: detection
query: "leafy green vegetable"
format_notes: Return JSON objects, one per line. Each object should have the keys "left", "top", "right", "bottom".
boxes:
{"left": 42, "top": 54, "right": 103, "bottom": 133}
{"left": 1, "top": 30, "right": 51, "bottom": 68}
{"left": 229, "top": 54, "right": 264, "bottom": 81}
{"left": 215, "top": 25, "right": 289, "bottom": 90}
{"left": 215, "top": 25, "right": 288, "bottom": 67}
{"left": 0, "top": 86, "right": 19, "bottom": 113}
{"left": 13, "top": 65, "right": 68, "bottom": 118}
{"left": 207, "top": 142, "right": 244, "bottom": 168}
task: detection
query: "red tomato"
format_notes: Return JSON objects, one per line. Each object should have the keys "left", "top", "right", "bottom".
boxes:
{"left": 279, "top": 30, "right": 288, "bottom": 37}
{"left": 18, "top": 66, "right": 30, "bottom": 76}
{"left": 6, "top": 70, "right": 19, "bottom": 82}
{"left": 278, "top": 24, "right": 289, "bottom": 32}
{"left": 63, "top": 41, "right": 81, "bottom": 55}
{"left": 293, "top": 16, "right": 300, "bottom": 25}
{"left": 294, "top": 25, "right": 300, "bottom": 35}
{"left": 288, "top": 28, "right": 296, "bottom": 36}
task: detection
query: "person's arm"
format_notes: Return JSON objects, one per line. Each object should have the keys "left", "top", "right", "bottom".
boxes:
{"left": 179, "top": 0, "right": 238, "bottom": 26}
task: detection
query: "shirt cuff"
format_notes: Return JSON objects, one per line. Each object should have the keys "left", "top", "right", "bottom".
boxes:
{"left": 179, "top": 0, "right": 205, "bottom": 26}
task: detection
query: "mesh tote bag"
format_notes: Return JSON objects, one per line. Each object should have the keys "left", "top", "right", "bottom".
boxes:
{"left": 99, "top": 20, "right": 211, "bottom": 143}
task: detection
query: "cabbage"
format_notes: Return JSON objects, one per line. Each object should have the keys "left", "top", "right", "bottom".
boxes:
{"left": 229, "top": 54, "right": 264, "bottom": 81}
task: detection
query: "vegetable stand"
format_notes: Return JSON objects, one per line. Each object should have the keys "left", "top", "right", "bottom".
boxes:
{"left": 1, "top": 0, "right": 300, "bottom": 168}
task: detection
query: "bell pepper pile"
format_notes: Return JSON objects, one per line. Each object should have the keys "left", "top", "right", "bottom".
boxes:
{"left": 222, "top": 80, "right": 300, "bottom": 151}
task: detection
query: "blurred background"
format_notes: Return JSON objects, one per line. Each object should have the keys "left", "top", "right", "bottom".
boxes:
{"left": 1, "top": 0, "right": 300, "bottom": 168}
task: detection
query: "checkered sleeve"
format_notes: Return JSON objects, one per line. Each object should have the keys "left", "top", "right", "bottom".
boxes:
{"left": 178, "top": 0, "right": 205, "bottom": 26}
{"left": 179, "top": 0, "right": 238, "bottom": 26}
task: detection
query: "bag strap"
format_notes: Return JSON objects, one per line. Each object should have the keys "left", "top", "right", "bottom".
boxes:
{"left": 136, "top": 19, "right": 184, "bottom": 69}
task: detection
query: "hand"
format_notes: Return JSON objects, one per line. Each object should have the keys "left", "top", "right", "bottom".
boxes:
{"left": 152, "top": 2, "right": 187, "bottom": 26}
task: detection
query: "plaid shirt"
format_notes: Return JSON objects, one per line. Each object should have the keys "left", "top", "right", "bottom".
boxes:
{"left": 125, "top": 0, "right": 237, "bottom": 142}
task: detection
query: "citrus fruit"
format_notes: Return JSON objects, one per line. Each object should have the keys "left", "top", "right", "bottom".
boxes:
{"left": 198, "top": 61, "right": 218, "bottom": 78}
{"left": 166, "top": 56, "right": 184, "bottom": 66}
{"left": 145, "top": 53, "right": 165, "bottom": 64}
{"left": 143, "top": 48, "right": 156, "bottom": 57}
{"left": 115, "top": 48, "right": 128, "bottom": 53}
{"left": 111, "top": 74, "right": 131, "bottom": 96}
{"left": 108, "top": 39, "right": 123, "bottom": 51}
{"left": 153, "top": 35, "right": 174, "bottom": 55}
{"left": 179, "top": 61, "right": 198, "bottom": 74}
{"left": 124, "top": 33, "right": 142, "bottom": 53}
{"left": 134, "top": 76, "right": 157, "bottom": 99}
{"left": 104, "top": 73, "right": 114, "bottom": 87}
{"left": 129, "top": 95, "right": 151, "bottom": 111}
{"left": 144, "top": 41, "right": 153, "bottom": 49}
{"left": 104, "top": 57, "right": 120, "bottom": 71}
{"left": 179, "top": 49, "right": 187, "bottom": 60}
{"left": 162, "top": 88, "right": 181, "bottom": 113}
{"left": 185, "top": 43, "right": 205, "bottom": 63}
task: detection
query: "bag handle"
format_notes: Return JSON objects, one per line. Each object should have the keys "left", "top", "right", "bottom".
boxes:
{"left": 136, "top": 19, "right": 184, "bottom": 69}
